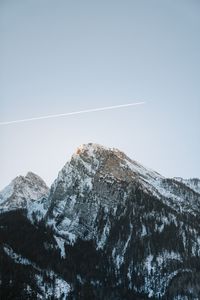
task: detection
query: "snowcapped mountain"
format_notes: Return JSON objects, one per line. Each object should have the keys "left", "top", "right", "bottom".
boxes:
{"left": 1, "top": 143, "right": 200, "bottom": 299}
{"left": 0, "top": 172, "right": 49, "bottom": 220}
{"left": 46, "top": 143, "right": 200, "bottom": 242}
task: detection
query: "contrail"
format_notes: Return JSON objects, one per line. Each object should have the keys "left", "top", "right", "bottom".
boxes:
{"left": 0, "top": 102, "right": 145, "bottom": 126}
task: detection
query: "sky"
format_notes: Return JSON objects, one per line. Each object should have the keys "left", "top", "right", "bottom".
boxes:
{"left": 0, "top": 0, "right": 200, "bottom": 189}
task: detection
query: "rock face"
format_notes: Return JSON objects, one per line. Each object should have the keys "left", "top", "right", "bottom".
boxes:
{"left": 0, "top": 172, "right": 49, "bottom": 220}
{"left": 0, "top": 143, "right": 200, "bottom": 299}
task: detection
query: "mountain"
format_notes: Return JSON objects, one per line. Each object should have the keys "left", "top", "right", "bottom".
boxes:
{"left": 0, "top": 143, "right": 200, "bottom": 299}
{"left": 0, "top": 172, "right": 49, "bottom": 221}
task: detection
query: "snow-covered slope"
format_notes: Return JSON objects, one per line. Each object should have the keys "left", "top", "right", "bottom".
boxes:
{"left": 3, "top": 244, "right": 70, "bottom": 299}
{"left": 44, "top": 143, "right": 200, "bottom": 298}
{"left": 46, "top": 143, "right": 200, "bottom": 242}
{"left": 0, "top": 172, "right": 49, "bottom": 220}
{"left": 47, "top": 143, "right": 164, "bottom": 240}
{"left": 174, "top": 177, "right": 200, "bottom": 195}
{"left": 1, "top": 143, "right": 200, "bottom": 299}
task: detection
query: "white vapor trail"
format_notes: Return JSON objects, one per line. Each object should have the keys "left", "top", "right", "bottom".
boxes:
{"left": 0, "top": 102, "right": 145, "bottom": 126}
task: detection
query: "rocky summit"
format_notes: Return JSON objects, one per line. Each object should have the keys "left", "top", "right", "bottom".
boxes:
{"left": 0, "top": 143, "right": 200, "bottom": 299}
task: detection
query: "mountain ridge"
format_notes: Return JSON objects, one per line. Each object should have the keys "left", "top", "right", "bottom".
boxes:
{"left": 1, "top": 143, "right": 200, "bottom": 299}
{"left": 1, "top": 143, "right": 199, "bottom": 219}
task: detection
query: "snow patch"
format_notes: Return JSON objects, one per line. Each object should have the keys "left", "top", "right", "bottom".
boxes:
{"left": 3, "top": 245, "right": 35, "bottom": 267}
{"left": 54, "top": 236, "right": 66, "bottom": 258}
{"left": 35, "top": 272, "right": 70, "bottom": 299}
{"left": 97, "top": 221, "right": 110, "bottom": 249}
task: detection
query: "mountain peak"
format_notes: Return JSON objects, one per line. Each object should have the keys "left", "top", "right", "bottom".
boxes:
{"left": 24, "top": 171, "right": 48, "bottom": 187}
{"left": 0, "top": 172, "right": 49, "bottom": 212}
{"left": 75, "top": 143, "right": 105, "bottom": 153}
{"left": 75, "top": 143, "right": 111, "bottom": 158}
{"left": 75, "top": 142, "right": 124, "bottom": 156}
{"left": 73, "top": 143, "right": 132, "bottom": 170}
{"left": 25, "top": 171, "right": 41, "bottom": 179}
{"left": 72, "top": 143, "right": 162, "bottom": 182}
{"left": 47, "top": 143, "right": 166, "bottom": 242}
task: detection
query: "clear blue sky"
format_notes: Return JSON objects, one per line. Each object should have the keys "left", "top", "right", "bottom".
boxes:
{"left": 0, "top": 0, "right": 200, "bottom": 189}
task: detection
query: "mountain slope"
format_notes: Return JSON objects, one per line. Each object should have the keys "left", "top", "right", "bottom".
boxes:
{"left": 45, "top": 143, "right": 200, "bottom": 299}
{"left": 46, "top": 143, "right": 200, "bottom": 241}
{"left": 0, "top": 172, "right": 49, "bottom": 221}
{"left": 0, "top": 143, "right": 200, "bottom": 299}
{"left": 174, "top": 177, "right": 200, "bottom": 195}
